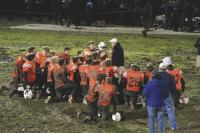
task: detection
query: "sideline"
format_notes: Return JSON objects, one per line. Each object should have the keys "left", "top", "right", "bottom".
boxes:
{"left": 10, "top": 23, "right": 200, "bottom": 36}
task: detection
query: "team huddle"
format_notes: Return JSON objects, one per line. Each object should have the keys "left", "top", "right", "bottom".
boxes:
{"left": 9, "top": 38, "right": 187, "bottom": 124}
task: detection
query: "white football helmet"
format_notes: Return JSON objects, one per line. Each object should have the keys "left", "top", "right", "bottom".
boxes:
{"left": 24, "top": 89, "right": 29, "bottom": 99}
{"left": 98, "top": 42, "right": 107, "bottom": 51}
{"left": 24, "top": 87, "right": 33, "bottom": 100}
{"left": 136, "top": 95, "right": 146, "bottom": 108}
{"left": 179, "top": 93, "right": 189, "bottom": 104}
{"left": 112, "top": 112, "right": 122, "bottom": 122}
{"left": 27, "top": 89, "right": 33, "bottom": 99}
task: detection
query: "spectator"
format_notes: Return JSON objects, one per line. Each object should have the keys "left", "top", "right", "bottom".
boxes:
{"left": 143, "top": 74, "right": 167, "bottom": 133}
{"left": 158, "top": 63, "right": 177, "bottom": 131}
{"left": 194, "top": 38, "right": 200, "bottom": 69}
{"left": 163, "top": 56, "right": 186, "bottom": 107}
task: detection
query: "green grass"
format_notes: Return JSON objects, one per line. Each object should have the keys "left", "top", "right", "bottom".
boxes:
{"left": 0, "top": 21, "right": 200, "bottom": 133}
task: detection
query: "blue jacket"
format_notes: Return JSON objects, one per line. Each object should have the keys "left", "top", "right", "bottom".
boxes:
{"left": 143, "top": 79, "right": 166, "bottom": 107}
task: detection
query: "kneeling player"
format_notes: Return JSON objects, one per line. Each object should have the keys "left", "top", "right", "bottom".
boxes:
{"left": 97, "top": 77, "right": 117, "bottom": 121}
{"left": 85, "top": 74, "right": 106, "bottom": 121}
{"left": 53, "top": 58, "right": 69, "bottom": 101}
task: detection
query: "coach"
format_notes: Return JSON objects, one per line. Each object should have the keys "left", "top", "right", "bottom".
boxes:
{"left": 109, "top": 38, "right": 124, "bottom": 67}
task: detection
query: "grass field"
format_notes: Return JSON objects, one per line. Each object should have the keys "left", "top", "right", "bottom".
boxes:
{"left": 0, "top": 21, "right": 200, "bottom": 133}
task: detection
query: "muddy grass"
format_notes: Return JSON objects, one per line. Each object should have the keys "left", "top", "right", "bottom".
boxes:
{"left": 0, "top": 21, "right": 200, "bottom": 133}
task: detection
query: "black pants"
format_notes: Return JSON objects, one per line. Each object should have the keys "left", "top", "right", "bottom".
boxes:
{"left": 125, "top": 91, "right": 139, "bottom": 108}
{"left": 47, "top": 82, "right": 56, "bottom": 98}
{"left": 118, "top": 77, "right": 127, "bottom": 105}
{"left": 65, "top": 81, "right": 78, "bottom": 97}
{"left": 117, "top": 87, "right": 125, "bottom": 105}
{"left": 10, "top": 79, "right": 24, "bottom": 97}
{"left": 10, "top": 78, "right": 22, "bottom": 96}
{"left": 56, "top": 81, "right": 78, "bottom": 100}
{"left": 81, "top": 85, "right": 89, "bottom": 98}
{"left": 35, "top": 65, "right": 48, "bottom": 94}
{"left": 87, "top": 101, "right": 98, "bottom": 120}
{"left": 56, "top": 87, "right": 66, "bottom": 101}
{"left": 174, "top": 89, "right": 181, "bottom": 107}
{"left": 98, "top": 105, "right": 110, "bottom": 121}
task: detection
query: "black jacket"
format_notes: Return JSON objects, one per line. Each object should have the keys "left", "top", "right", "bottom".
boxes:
{"left": 158, "top": 71, "right": 176, "bottom": 97}
{"left": 194, "top": 38, "right": 200, "bottom": 55}
{"left": 112, "top": 43, "right": 124, "bottom": 67}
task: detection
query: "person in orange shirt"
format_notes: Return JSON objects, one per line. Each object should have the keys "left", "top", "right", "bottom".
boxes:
{"left": 79, "top": 58, "right": 91, "bottom": 99}
{"left": 99, "top": 50, "right": 109, "bottom": 63}
{"left": 122, "top": 64, "right": 144, "bottom": 110}
{"left": 13, "top": 55, "right": 26, "bottom": 83}
{"left": 77, "top": 50, "right": 85, "bottom": 64}
{"left": 56, "top": 47, "right": 71, "bottom": 64}
{"left": 28, "top": 47, "right": 36, "bottom": 54}
{"left": 10, "top": 47, "right": 36, "bottom": 98}
{"left": 35, "top": 46, "right": 50, "bottom": 69}
{"left": 53, "top": 58, "right": 69, "bottom": 101}
{"left": 144, "top": 63, "right": 154, "bottom": 85}
{"left": 86, "top": 73, "right": 106, "bottom": 121}
{"left": 82, "top": 53, "right": 101, "bottom": 102}
{"left": 86, "top": 60, "right": 101, "bottom": 103}
{"left": 97, "top": 77, "right": 117, "bottom": 121}
{"left": 66, "top": 57, "right": 79, "bottom": 103}
{"left": 12, "top": 47, "right": 36, "bottom": 84}
{"left": 34, "top": 46, "right": 50, "bottom": 96}
{"left": 84, "top": 41, "right": 96, "bottom": 59}
{"left": 67, "top": 57, "right": 79, "bottom": 82}
{"left": 9, "top": 55, "right": 26, "bottom": 98}
{"left": 85, "top": 59, "right": 101, "bottom": 120}
{"left": 167, "top": 64, "right": 185, "bottom": 107}
{"left": 22, "top": 54, "right": 36, "bottom": 89}
{"left": 44, "top": 56, "right": 58, "bottom": 104}
{"left": 99, "top": 58, "right": 122, "bottom": 103}
{"left": 101, "top": 58, "right": 119, "bottom": 78}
